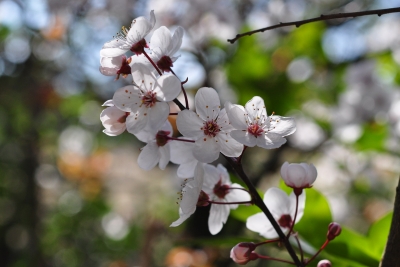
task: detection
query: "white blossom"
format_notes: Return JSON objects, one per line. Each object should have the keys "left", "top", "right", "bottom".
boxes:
{"left": 149, "top": 26, "right": 184, "bottom": 72}
{"left": 280, "top": 162, "right": 317, "bottom": 190}
{"left": 170, "top": 162, "right": 205, "bottom": 227}
{"left": 225, "top": 96, "right": 296, "bottom": 149}
{"left": 246, "top": 187, "right": 305, "bottom": 239}
{"left": 176, "top": 87, "right": 243, "bottom": 163}
{"left": 99, "top": 55, "right": 132, "bottom": 79}
{"left": 135, "top": 120, "right": 173, "bottom": 170}
{"left": 112, "top": 63, "right": 181, "bottom": 134}
{"left": 100, "top": 100, "right": 128, "bottom": 136}
{"left": 100, "top": 11, "right": 156, "bottom": 57}
{"left": 203, "top": 164, "right": 251, "bottom": 235}
{"left": 170, "top": 139, "right": 199, "bottom": 179}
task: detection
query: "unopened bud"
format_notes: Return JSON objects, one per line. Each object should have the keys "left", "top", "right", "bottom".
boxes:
{"left": 317, "top": 259, "right": 332, "bottom": 267}
{"left": 327, "top": 222, "right": 341, "bottom": 241}
{"left": 230, "top": 242, "right": 258, "bottom": 265}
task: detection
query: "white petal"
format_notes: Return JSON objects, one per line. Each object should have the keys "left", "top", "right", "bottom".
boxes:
{"left": 230, "top": 130, "right": 257, "bottom": 147}
{"left": 193, "top": 137, "right": 220, "bottom": 163}
{"left": 158, "top": 145, "right": 170, "bottom": 170}
{"left": 125, "top": 109, "right": 148, "bottom": 134}
{"left": 150, "top": 26, "right": 172, "bottom": 55}
{"left": 216, "top": 108, "right": 235, "bottom": 132}
{"left": 127, "top": 16, "right": 153, "bottom": 42}
{"left": 137, "top": 142, "right": 159, "bottom": 170}
{"left": 216, "top": 134, "right": 243, "bottom": 157}
{"left": 246, "top": 213, "right": 271, "bottom": 235}
{"left": 177, "top": 160, "right": 198, "bottom": 179}
{"left": 170, "top": 208, "right": 193, "bottom": 227}
{"left": 203, "top": 164, "right": 220, "bottom": 193}
{"left": 102, "top": 99, "right": 114, "bottom": 107}
{"left": 263, "top": 187, "right": 291, "bottom": 217}
{"left": 225, "top": 102, "right": 248, "bottom": 130}
{"left": 147, "top": 102, "right": 170, "bottom": 133}
{"left": 113, "top": 85, "right": 141, "bottom": 112}
{"left": 208, "top": 204, "right": 230, "bottom": 235}
{"left": 100, "top": 47, "right": 127, "bottom": 57}
{"left": 256, "top": 132, "right": 287, "bottom": 149}
{"left": 245, "top": 96, "right": 267, "bottom": 121}
{"left": 170, "top": 139, "right": 196, "bottom": 164}
{"left": 269, "top": 116, "right": 296, "bottom": 137}
{"left": 226, "top": 183, "right": 251, "bottom": 204}
{"left": 195, "top": 87, "right": 221, "bottom": 121}
{"left": 131, "top": 63, "right": 157, "bottom": 91}
{"left": 154, "top": 74, "right": 181, "bottom": 101}
{"left": 176, "top": 110, "right": 204, "bottom": 138}
{"left": 169, "top": 26, "right": 184, "bottom": 56}
{"left": 100, "top": 55, "right": 123, "bottom": 69}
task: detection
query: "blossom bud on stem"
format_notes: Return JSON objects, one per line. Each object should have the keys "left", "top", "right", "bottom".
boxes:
{"left": 317, "top": 259, "right": 332, "bottom": 267}
{"left": 327, "top": 222, "right": 342, "bottom": 241}
{"left": 230, "top": 243, "right": 258, "bottom": 265}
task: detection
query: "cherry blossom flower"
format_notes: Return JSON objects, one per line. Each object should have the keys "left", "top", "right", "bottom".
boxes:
{"left": 246, "top": 187, "right": 305, "bottom": 239}
{"left": 112, "top": 63, "right": 181, "bottom": 134}
{"left": 170, "top": 139, "right": 199, "bottom": 179}
{"left": 135, "top": 120, "right": 173, "bottom": 170}
{"left": 176, "top": 87, "right": 243, "bottom": 163}
{"left": 100, "top": 10, "right": 156, "bottom": 57}
{"left": 99, "top": 55, "right": 132, "bottom": 80}
{"left": 203, "top": 164, "right": 251, "bottom": 235}
{"left": 149, "top": 26, "right": 184, "bottom": 72}
{"left": 225, "top": 96, "right": 296, "bottom": 149}
{"left": 280, "top": 162, "right": 317, "bottom": 193}
{"left": 100, "top": 100, "right": 129, "bottom": 136}
{"left": 230, "top": 243, "right": 258, "bottom": 265}
{"left": 170, "top": 163, "right": 205, "bottom": 227}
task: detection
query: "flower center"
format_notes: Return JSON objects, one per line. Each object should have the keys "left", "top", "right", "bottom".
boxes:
{"left": 157, "top": 56, "right": 173, "bottom": 72}
{"left": 247, "top": 123, "right": 264, "bottom": 137}
{"left": 130, "top": 38, "right": 148, "bottom": 55}
{"left": 213, "top": 179, "right": 230, "bottom": 199}
{"left": 202, "top": 120, "right": 220, "bottom": 137}
{"left": 156, "top": 130, "right": 171, "bottom": 147}
{"left": 141, "top": 91, "right": 157, "bottom": 108}
{"left": 116, "top": 56, "right": 132, "bottom": 79}
{"left": 278, "top": 214, "right": 292, "bottom": 228}
{"left": 197, "top": 190, "right": 210, "bottom": 207}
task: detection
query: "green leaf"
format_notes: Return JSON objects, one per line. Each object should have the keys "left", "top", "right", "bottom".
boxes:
{"left": 230, "top": 203, "right": 260, "bottom": 222}
{"left": 354, "top": 123, "right": 388, "bottom": 151}
{"left": 367, "top": 212, "right": 392, "bottom": 257}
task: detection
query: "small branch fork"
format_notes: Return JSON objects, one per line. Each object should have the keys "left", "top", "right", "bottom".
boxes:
{"left": 227, "top": 7, "right": 400, "bottom": 44}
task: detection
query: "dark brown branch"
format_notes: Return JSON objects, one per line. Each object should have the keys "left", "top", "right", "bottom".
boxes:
{"left": 228, "top": 7, "right": 400, "bottom": 44}
{"left": 381, "top": 176, "right": 400, "bottom": 267}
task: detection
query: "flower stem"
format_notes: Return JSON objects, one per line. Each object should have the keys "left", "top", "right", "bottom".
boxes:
{"left": 169, "top": 68, "right": 189, "bottom": 109}
{"left": 143, "top": 50, "right": 162, "bottom": 76}
{"left": 167, "top": 137, "right": 195, "bottom": 143}
{"left": 224, "top": 156, "right": 304, "bottom": 267}
{"left": 254, "top": 238, "right": 280, "bottom": 246}
{"left": 305, "top": 239, "right": 329, "bottom": 265}
{"left": 256, "top": 254, "right": 296, "bottom": 265}
{"left": 287, "top": 194, "right": 299, "bottom": 238}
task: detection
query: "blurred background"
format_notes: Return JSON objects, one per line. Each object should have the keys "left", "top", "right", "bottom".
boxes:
{"left": 0, "top": 0, "right": 400, "bottom": 266}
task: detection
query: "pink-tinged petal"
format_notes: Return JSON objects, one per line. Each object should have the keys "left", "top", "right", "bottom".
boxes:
{"left": 225, "top": 102, "right": 248, "bottom": 130}
{"left": 154, "top": 74, "right": 181, "bottom": 101}
{"left": 170, "top": 139, "right": 196, "bottom": 164}
{"left": 100, "top": 55, "right": 124, "bottom": 69}
{"left": 195, "top": 87, "right": 221, "bottom": 121}
{"left": 269, "top": 116, "right": 296, "bottom": 137}
{"left": 103, "top": 126, "right": 125, "bottom": 136}
{"left": 256, "top": 132, "right": 287, "bottom": 149}
{"left": 216, "top": 134, "right": 243, "bottom": 158}
{"left": 288, "top": 164, "right": 307, "bottom": 187}
{"left": 137, "top": 142, "right": 159, "bottom": 170}
{"left": 150, "top": 26, "right": 172, "bottom": 55}
{"left": 113, "top": 85, "right": 141, "bottom": 112}
{"left": 125, "top": 109, "right": 148, "bottom": 134}
{"left": 158, "top": 145, "right": 170, "bottom": 170}
{"left": 100, "top": 47, "right": 127, "bottom": 57}
{"left": 208, "top": 204, "right": 230, "bottom": 235}
{"left": 177, "top": 160, "right": 198, "bottom": 179}
{"left": 131, "top": 63, "right": 157, "bottom": 91}
{"left": 102, "top": 99, "right": 114, "bottom": 107}
{"left": 147, "top": 102, "right": 170, "bottom": 133}
{"left": 193, "top": 137, "right": 220, "bottom": 163}
{"left": 169, "top": 26, "right": 184, "bottom": 56}
{"left": 230, "top": 130, "right": 257, "bottom": 147}
{"left": 176, "top": 110, "right": 205, "bottom": 138}
{"left": 244, "top": 96, "right": 267, "bottom": 122}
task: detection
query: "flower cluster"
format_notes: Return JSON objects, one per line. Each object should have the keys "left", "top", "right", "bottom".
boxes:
{"left": 99, "top": 10, "right": 339, "bottom": 266}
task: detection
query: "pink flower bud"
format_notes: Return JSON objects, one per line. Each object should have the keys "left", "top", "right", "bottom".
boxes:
{"left": 327, "top": 222, "right": 342, "bottom": 241}
{"left": 230, "top": 243, "right": 257, "bottom": 265}
{"left": 280, "top": 162, "right": 317, "bottom": 191}
{"left": 317, "top": 259, "right": 332, "bottom": 267}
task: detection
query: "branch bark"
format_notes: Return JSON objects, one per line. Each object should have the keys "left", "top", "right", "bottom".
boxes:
{"left": 228, "top": 7, "right": 400, "bottom": 44}
{"left": 381, "top": 176, "right": 400, "bottom": 267}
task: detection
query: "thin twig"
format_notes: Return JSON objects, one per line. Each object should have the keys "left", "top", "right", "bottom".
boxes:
{"left": 227, "top": 7, "right": 400, "bottom": 43}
